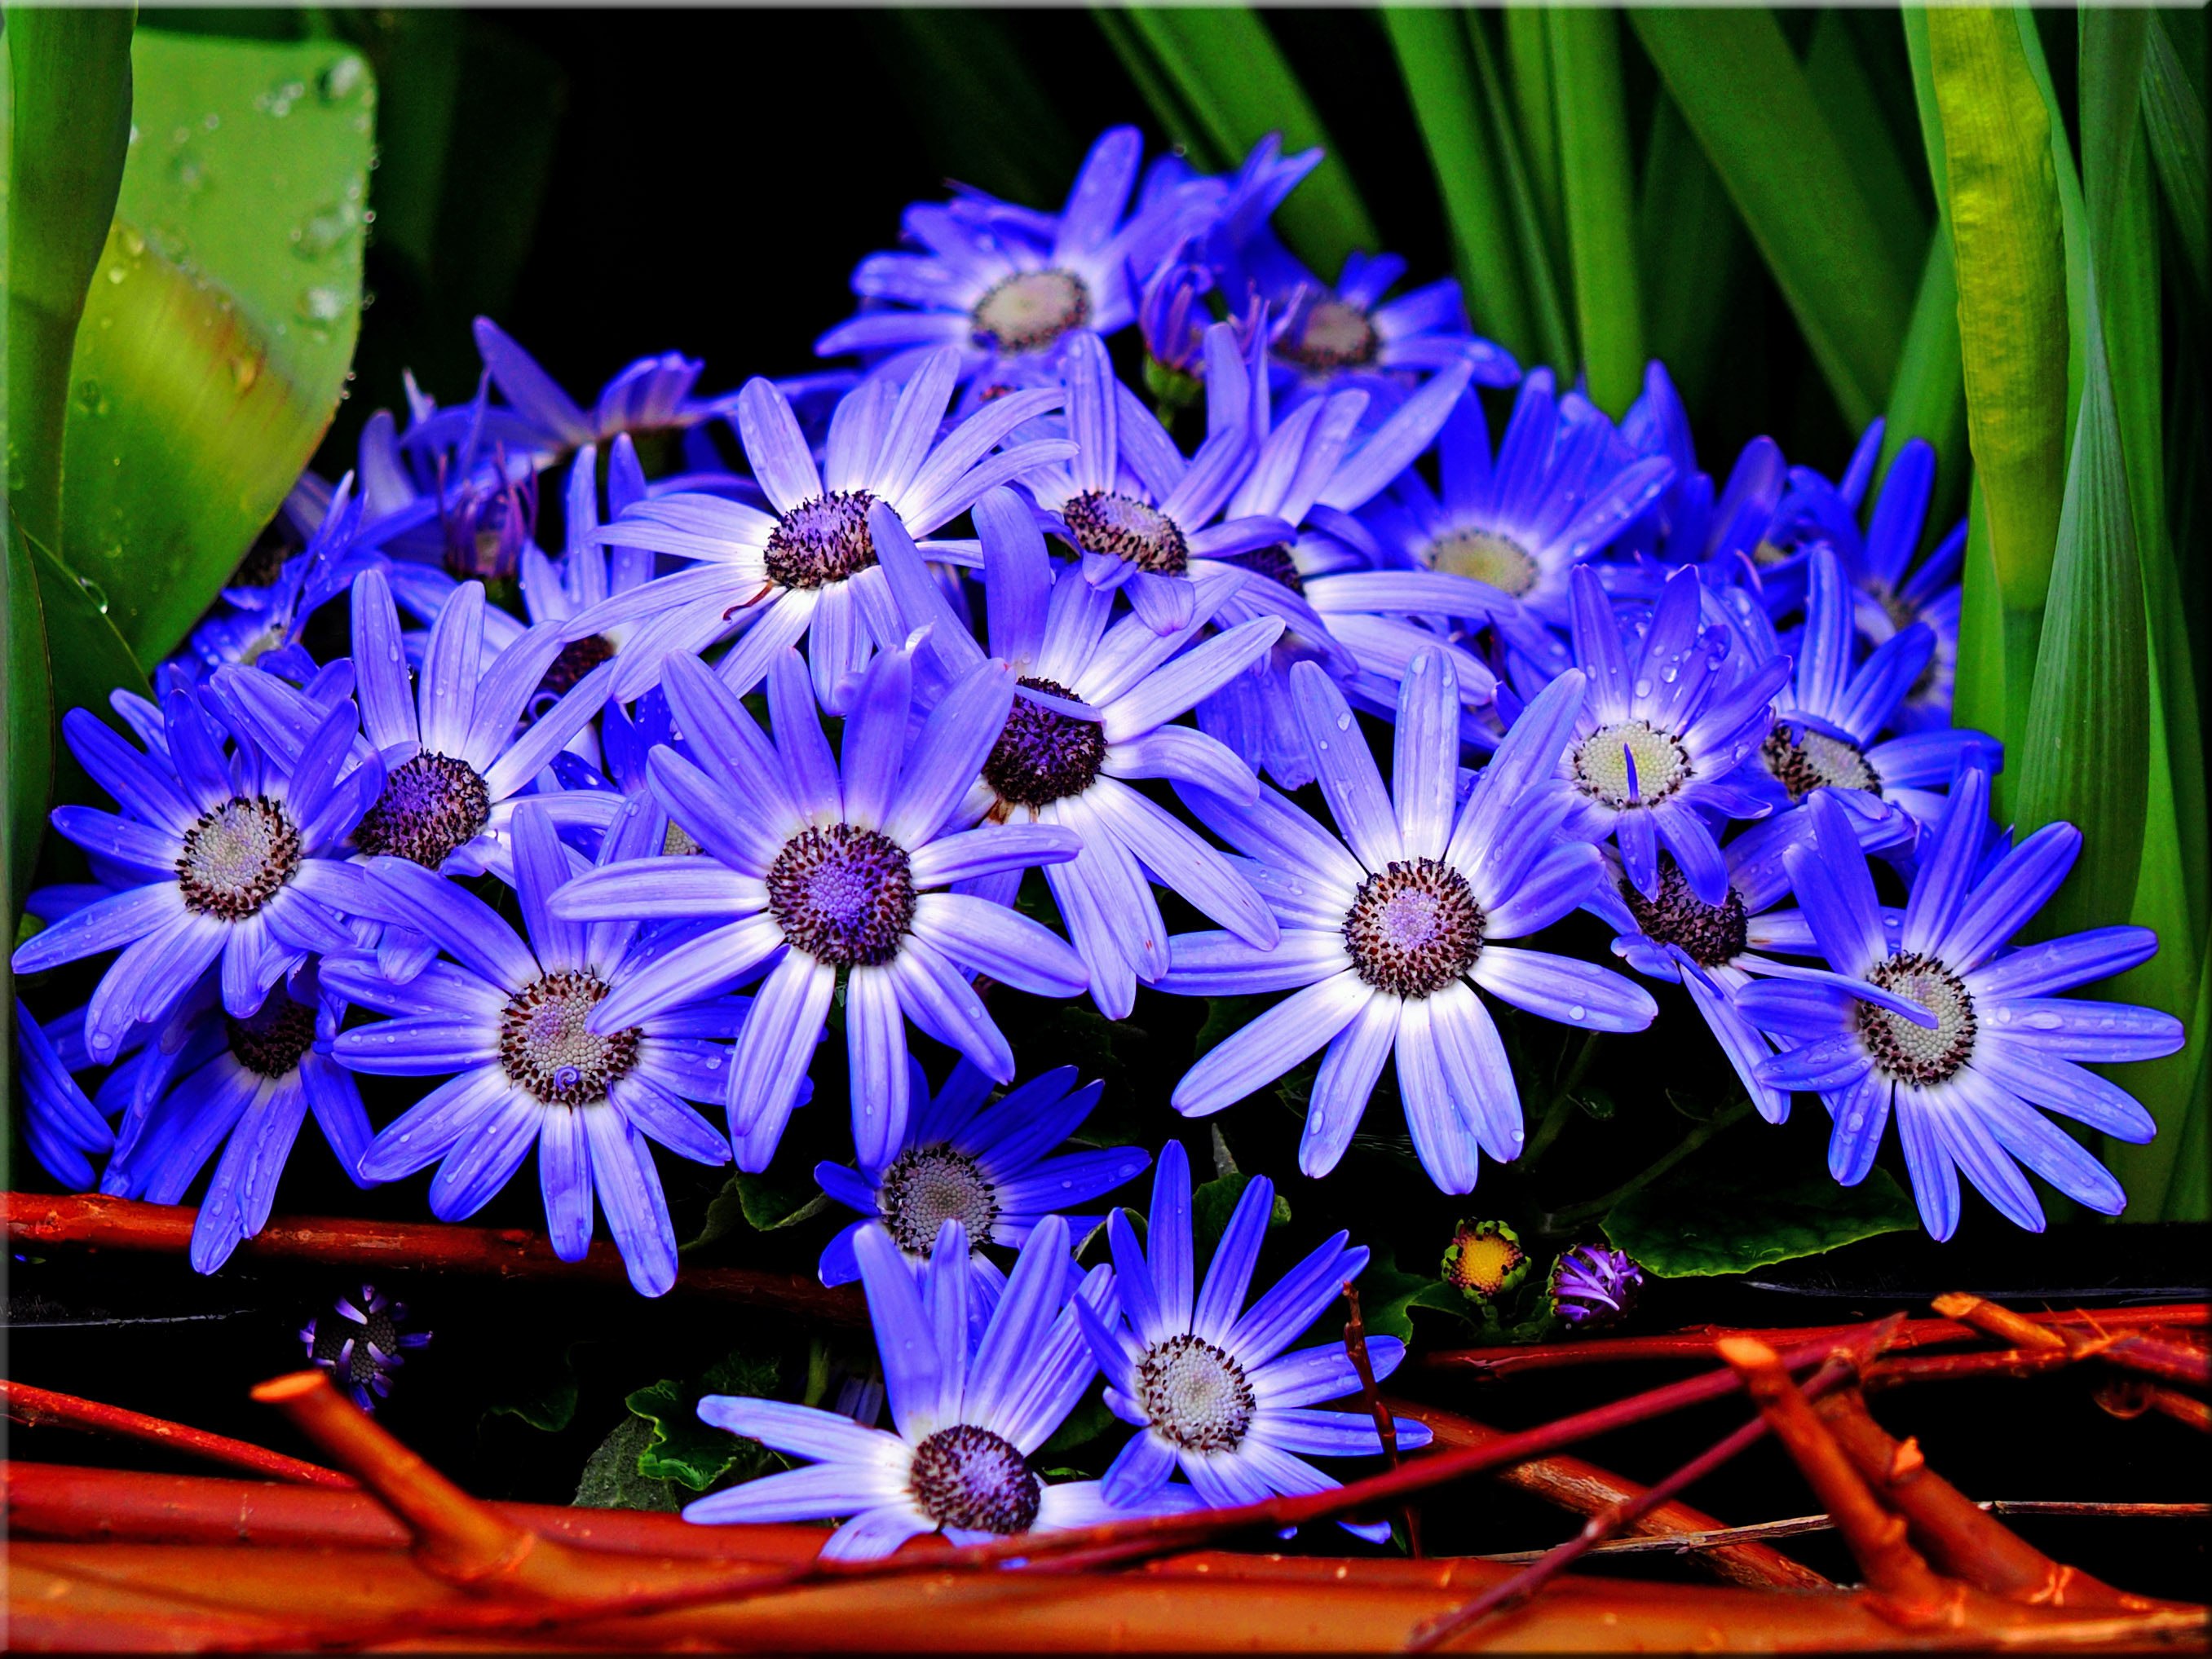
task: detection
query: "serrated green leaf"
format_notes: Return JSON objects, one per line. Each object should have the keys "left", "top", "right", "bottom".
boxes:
{"left": 2143, "top": 15, "right": 2209, "bottom": 307}
{"left": 1548, "top": 8, "right": 1641, "bottom": 419}
{"left": 629, "top": 1348, "right": 784, "bottom": 1493}
{"left": 1109, "top": 8, "right": 1379, "bottom": 281}
{"left": 573, "top": 1414, "right": 683, "bottom": 1514}
{"left": 1603, "top": 1163, "right": 1917, "bottom": 1278}
{"left": 1382, "top": 7, "right": 1534, "bottom": 361}
{"left": 59, "top": 29, "right": 372, "bottom": 667}
{"left": 1631, "top": 7, "right": 1915, "bottom": 431}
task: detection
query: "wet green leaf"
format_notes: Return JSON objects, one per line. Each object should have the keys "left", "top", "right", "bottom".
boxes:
{"left": 59, "top": 29, "right": 373, "bottom": 667}
{"left": 573, "top": 1414, "right": 683, "bottom": 1514}
{"left": 1604, "top": 1163, "right": 1917, "bottom": 1278}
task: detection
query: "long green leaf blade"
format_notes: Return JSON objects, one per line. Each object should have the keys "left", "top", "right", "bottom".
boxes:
{"left": 1382, "top": 7, "right": 1534, "bottom": 361}
{"left": 2012, "top": 10, "right": 2093, "bottom": 468}
{"left": 1637, "top": 90, "right": 1741, "bottom": 415}
{"left": 2143, "top": 14, "right": 2209, "bottom": 307}
{"left": 58, "top": 29, "right": 374, "bottom": 667}
{"left": 1466, "top": 12, "right": 1575, "bottom": 378}
{"left": 1118, "top": 8, "right": 1380, "bottom": 280}
{"left": 1630, "top": 8, "right": 1916, "bottom": 431}
{"left": 1547, "top": 8, "right": 1642, "bottom": 419}
{"left": 1805, "top": 11, "right": 1930, "bottom": 292}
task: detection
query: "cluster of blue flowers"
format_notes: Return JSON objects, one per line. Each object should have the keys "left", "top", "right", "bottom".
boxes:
{"left": 11, "top": 125, "right": 2188, "bottom": 1552}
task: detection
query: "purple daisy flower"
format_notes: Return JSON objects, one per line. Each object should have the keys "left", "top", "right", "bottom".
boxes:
{"left": 329, "top": 801, "right": 737, "bottom": 1297}
{"left": 813, "top": 1057, "right": 1149, "bottom": 1312}
{"left": 545, "top": 643, "right": 1088, "bottom": 1171}
{"left": 11, "top": 692, "right": 375, "bottom": 1061}
{"left": 465, "top": 315, "right": 719, "bottom": 467}
{"left": 1824, "top": 438, "right": 1966, "bottom": 734}
{"left": 180, "top": 474, "right": 385, "bottom": 686}
{"left": 562, "top": 350, "right": 1071, "bottom": 712}
{"left": 1734, "top": 770, "right": 2185, "bottom": 1240}
{"left": 683, "top": 1214, "right": 1199, "bottom": 1557}
{"left": 1548, "top": 1244, "right": 1644, "bottom": 1330}
{"left": 875, "top": 492, "right": 1283, "bottom": 1018}
{"left": 1161, "top": 656, "right": 1656, "bottom": 1190}
{"left": 302, "top": 1284, "right": 431, "bottom": 1412}
{"left": 1075, "top": 1139, "right": 1429, "bottom": 1542}
{"left": 12, "top": 1000, "right": 114, "bottom": 1189}
{"left": 1255, "top": 252, "right": 1519, "bottom": 416}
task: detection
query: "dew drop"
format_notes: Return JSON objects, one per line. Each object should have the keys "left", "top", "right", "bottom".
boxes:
{"left": 1570, "top": 1005, "right": 1586, "bottom": 1022}
{"left": 296, "top": 285, "right": 348, "bottom": 325}
{"left": 1634, "top": 678, "right": 1652, "bottom": 699}
{"left": 1336, "top": 712, "right": 1352, "bottom": 730}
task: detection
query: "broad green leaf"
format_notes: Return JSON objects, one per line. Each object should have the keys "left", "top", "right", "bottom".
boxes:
{"left": 2143, "top": 15, "right": 2209, "bottom": 306}
{"left": 1382, "top": 8, "right": 1535, "bottom": 361}
{"left": 1603, "top": 1163, "right": 1917, "bottom": 1278}
{"left": 59, "top": 29, "right": 373, "bottom": 668}
{"left": 1631, "top": 8, "right": 1915, "bottom": 431}
{"left": 1927, "top": 6, "right": 2069, "bottom": 766}
{"left": 628, "top": 1348, "right": 784, "bottom": 1493}
{"left": 1356, "top": 1245, "right": 1476, "bottom": 1346}
{"left": 333, "top": 9, "right": 461, "bottom": 283}
{"left": 1546, "top": 8, "right": 1642, "bottom": 419}
{"left": 1637, "top": 90, "right": 1741, "bottom": 414}
{"left": 572, "top": 1414, "right": 683, "bottom": 1514}
{"left": 1466, "top": 12, "right": 1574, "bottom": 378}
{"left": 31, "top": 535, "right": 152, "bottom": 759}
{"left": 1113, "top": 9, "right": 1380, "bottom": 282}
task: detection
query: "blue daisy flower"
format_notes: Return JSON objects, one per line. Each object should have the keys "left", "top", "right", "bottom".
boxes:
{"left": 181, "top": 474, "right": 384, "bottom": 686}
{"left": 1529, "top": 564, "right": 1790, "bottom": 908}
{"left": 560, "top": 349, "right": 1072, "bottom": 712}
{"left": 815, "top": 126, "right": 1216, "bottom": 388}
{"left": 329, "top": 800, "right": 737, "bottom": 1297}
{"left": 12, "top": 1000, "right": 114, "bottom": 1189}
{"left": 1161, "top": 655, "right": 1655, "bottom": 1189}
{"left": 1734, "top": 770, "right": 2186, "bottom": 1240}
{"left": 1358, "top": 373, "right": 1673, "bottom": 629}
{"left": 462, "top": 315, "right": 721, "bottom": 469}
{"left": 812, "top": 1057, "right": 1150, "bottom": 1308}
{"left": 875, "top": 492, "right": 1283, "bottom": 1018}
{"left": 545, "top": 642, "right": 1088, "bottom": 1171}
{"left": 1075, "top": 1138, "right": 1429, "bottom": 1542}
{"left": 683, "top": 1213, "right": 1199, "bottom": 1557}
{"left": 1818, "top": 438, "right": 1967, "bottom": 734}
{"left": 11, "top": 691, "right": 376, "bottom": 1061}
{"left": 1255, "top": 251, "right": 1519, "bottom": 417}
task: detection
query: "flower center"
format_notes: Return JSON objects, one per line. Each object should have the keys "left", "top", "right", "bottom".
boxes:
{"left": 1062, "top": 490, "right": 1189, "bottom": 576}
{"left": 1425, "top": 529, "right": 1538, "bottom": 597}
{"left": 1279, "top": 298, "right": 1378, "bottom": 372}
{"left": 876, "top": 1143, "right": 1001, "bottom": 1256}
{"left": 971, "top": 269, "right": 1091, "bottom": 357}
{"left": 226, "top": 987, "right": 318, "bottom": 1077}
{"left": 525, "top": 634, "right": 616, "bottom": 726}
{"left": 311, "top": 1304, "right": 402, "bottom": 1389}
{"left": 1759, "top": 721, "right": 1882, "bottom": 804}
{"left": 1573, "top": 720, "right": 1691, "bottom": 809}
{"left": 663, "top": 820, "right": 703, "bottom": 857}
{"left": 766, "top": 823, "right": 916, "bottom": 967}
{"left": 497, "top": 970, "right": 642, "bottom": 1105}
{"left": 177, "top": 796, "right": 302, "bottom": 920}
{"left": 1137, "top": 1333, "right": 1256, "bottom": 1454}
{"left": 1343, "top": 858, "right": 1486, "bottom": 999}
{"left": 1857, "top": 952, "right": 1976, "bottom": 1087}
{"left": 1620, "top": 855, "right": 1748, "bottom": 968}
{"left": 908, "top": 1424, "right": 1041, "bottom": 1534}
{"left": 1218, "top": 544, "right": 1305, "bottom": 595}
{"left": 355, "top": 752, "right": 492, "bottom": 870}
{"left": 764, "top": 489, "right": 879, "bottom": 591}
{"left": 983, "top": 677, "right": 1106, "bottom": 810}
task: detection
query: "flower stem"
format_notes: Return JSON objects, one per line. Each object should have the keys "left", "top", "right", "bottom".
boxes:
{"left": 1518, "top": 1030, "right": 1605, "bottom": 1171}
{"left": 1542, "top": 1096, "right": 1755, "bottom": 1229}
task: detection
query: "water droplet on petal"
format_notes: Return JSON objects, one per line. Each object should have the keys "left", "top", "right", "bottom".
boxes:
{"left": 1336, "top": 712, "right": 1352, "bottom": 731}
{"left": 1570, "top": 1005, "right": 1586, "bottom": 1022}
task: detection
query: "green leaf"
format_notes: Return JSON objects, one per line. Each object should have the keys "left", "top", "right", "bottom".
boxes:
{"left": 1358, "top": 1244, "right": 1474, "bottom": 1347}
{"left": 1547, "top": 8, "right": 1642, "bottom": 419}
{"left": 1190, "top": 1170, "right": 1291, "bottom": 1264}
{"left": 682, "top": 1168, "right": 829, "bottom": 1254}
{"left": 1630, "top": 7, "right": 1916, "bottom": 430}
{"left": 59, "top": 29, "right": 373, "bottom": 667}
{"left": 1805, "top": 11, "right": 1932, "bottom": 293}
{"left": 1637, "top": 89, "right": 1742, "bottom": 413}
{"left": 1382, "top": 7, "right": 1535, "bottom": 361}
{"left": 30, "top": 535, "right": 153, "bottom": 796}
{"left": 1603, "top": 1163, "right": 1917, "bottom": 1278}
{"left": 2143, "top": 15, "right": 2209, "bottom": 307}
{"left": 573, "top": 1414, "right": 683, "bottom": 1514}
{"left": 1502, "top": 9, "right": 1565, "bottom": 280}
{"left": 1194, "top": 994, "right": 1271, "bottom": 1060}
{"left": 1466, "top": 12, "right": 1574, "bottom": 378}
{"left": 4, "top": 524, "right": 52, "bottom": 917}
{"left": 483, "top": 1340, "right": 583, "bottom": 1435}
{"left": 1110, "top": 8, "right": 1380, "bottom": 280}
{"left": 1035, "top": 1385, "right": 1117, "bottom": 1459}
{"left": 628, "top": 1348, "right": 784, "bottom": 1493}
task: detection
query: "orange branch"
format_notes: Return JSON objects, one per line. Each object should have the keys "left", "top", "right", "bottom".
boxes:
{"left": 2, "top": 1379, "right": 355, "bottom": 1488}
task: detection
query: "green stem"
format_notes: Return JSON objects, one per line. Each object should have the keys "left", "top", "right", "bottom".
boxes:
{"left": 1542, "top": 1098, "right": 1755, "bottom": 1229}
{"left": 1517, "top": 1032, "right": 1601, "bottom": 1171}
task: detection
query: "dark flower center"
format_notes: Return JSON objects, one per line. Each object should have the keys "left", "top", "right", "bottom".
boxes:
{"left": 971, "top": 269, "right": 1091, "bottom": 357}
{"left": 227, "top": 988, "right": 318, "bottom": 1078}
{"left": 1137, "top": 1333, "right": 1256, "bottom": 1454}
{"left": 767, "top": 823, "right": 916, "bottom": 967}
{"left": 1426, "top": 528, "right": 1538, "bottom": 597}
{"left": 1760, "top": 721, "right": 1882, "bottom": 804}
{"left": 1621, "top": 856, "right": 1748, "bottom": 968}
{"left": 525, "top": 634, "right": 616, "bottom": 726}
{"left": 1857, "top": 952, "right": 1976, "bottom": 1087}
{"left": 765, "top": 489, "right": 880, "bottom": 591}
{"left": 312, "top": 1305, "right": 401, "bottom": 1388}
{"left": 983, "top": 677, "right": 1106, "bottom": 810}
{"left": 1279, "top": 298, "right": 1378, "bottom": 372}
{"left": 908, "top": 1424, "right": 1040, "bottom": 1534}
{"left": 355, "top": 752, "right": 492, "bottom": 870}
{"left": 497, "top": 970, "right": 642, "bottom": 1105}
{"left": 178, "top": 796, "right": 302, "bottom": 920}
{"left": 1573, "top": 720, "right": 1691, "bottom": 810}
{"left": 1062, "top": 490, "right": 1189, "bottom": 576}
{"left": 876, "top": 1144, "right": 1000, "bottom": 1256}
{"left": 1343, "top": 858, "right": 1486, "bottom": 999}
{"left": 1219, "top": 544, "right": 1305, "bottom": 595}
{"left": 664, "top": 820, "right": 703, "bottom": 857}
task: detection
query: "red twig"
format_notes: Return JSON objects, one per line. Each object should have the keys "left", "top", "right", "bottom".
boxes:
{"left": 1417, "top": 1303, "right": 2206, "bottom": 1379}
{"left": 1341, "top": 1280, "right": 1420, "bottom": 1558}
{"left": 2, "top": 1191, "right": 868, "bottom": 1324}
{"left": 2097, "top": 1378, "right": 2212, "bottom": 1433}
{"left": 1, "top": 1379, "right": 355, "bottom": 1488}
